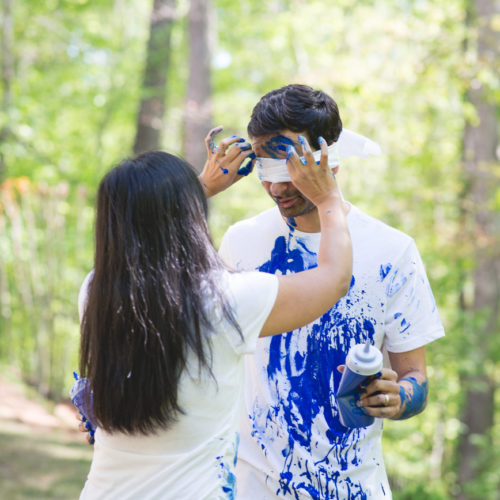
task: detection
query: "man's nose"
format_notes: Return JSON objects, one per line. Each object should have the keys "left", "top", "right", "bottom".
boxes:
{"left": 270, "top": 182, "right": 292, "bottom": 197}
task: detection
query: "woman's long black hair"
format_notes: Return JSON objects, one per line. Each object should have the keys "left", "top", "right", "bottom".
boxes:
{"left": 79, "top": 151, "right": 240, "bottom": 435}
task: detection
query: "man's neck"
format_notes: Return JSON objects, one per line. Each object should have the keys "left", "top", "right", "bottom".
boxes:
{"left": 288, "top": 201, "right": 350, "bottom": 233}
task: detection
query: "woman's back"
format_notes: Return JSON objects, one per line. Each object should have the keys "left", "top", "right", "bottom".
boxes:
{"left": 79, "top": 270, "right": 278, "bottom": 500}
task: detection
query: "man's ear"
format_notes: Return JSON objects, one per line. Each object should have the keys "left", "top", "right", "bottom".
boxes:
{"left": 333, "top": 166, "right": 340, "bottom": 176}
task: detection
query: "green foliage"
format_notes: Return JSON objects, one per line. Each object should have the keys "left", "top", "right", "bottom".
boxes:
{"left": 0, "top": 178, "right": 93, "bottom": 398}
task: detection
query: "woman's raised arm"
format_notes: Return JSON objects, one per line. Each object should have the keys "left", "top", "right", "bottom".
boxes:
{"left": 260, "top": 136, "right": 352, "bottom": 336}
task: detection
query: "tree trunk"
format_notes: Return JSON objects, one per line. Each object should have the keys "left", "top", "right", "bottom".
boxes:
{"left": 133, "top": 0, "right": 176, "bottom": 155}
{"left": 456, "top": 0, "right": 500, "bottom": 497}
{"left": 0, "top": 0, "right": 13, "bottom": 355}
{"left": 0, "top": 0, "right": 13, "bottom": 180}
{"left": 183, "top": 0, "right": 212, "bottom": 172}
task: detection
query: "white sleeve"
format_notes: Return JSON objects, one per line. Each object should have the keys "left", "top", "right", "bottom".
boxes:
{"left": 384, "top": 240, "right": 445, "bottom": 353}
{"left": 78, "top": 271, "right": 94, "bottom": 323}
{"left": 218, "top": 228, "right": 238, "bottom": 269}
{"left": 224, "top": 271, "right": 279, "bottom": 355}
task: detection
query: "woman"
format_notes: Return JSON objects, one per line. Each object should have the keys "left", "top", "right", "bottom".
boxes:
{"left": 77, "top": 129, "right": 352, "bottom": 499}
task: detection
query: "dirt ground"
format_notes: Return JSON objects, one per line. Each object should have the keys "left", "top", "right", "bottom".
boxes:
{"left": 0, "top": 373, "right": 93, "bottom": 499}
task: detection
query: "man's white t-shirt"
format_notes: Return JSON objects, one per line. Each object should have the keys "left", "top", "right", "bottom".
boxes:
{"left": 219, "top": 204, "right": 445, "bottom": 500}
{"left": 78, "top": 270, "right": 278, "bottom": 500}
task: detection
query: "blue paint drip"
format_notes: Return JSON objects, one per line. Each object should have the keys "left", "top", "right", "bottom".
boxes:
{"left": 220, "top": 166, "right": 229, "bottom": 175}
{"left": 233, "top": 432, "right": 240, "bottom": 466}
{"left": 379, "top": 263, "right": 392, "bottom": 281}
{"left": 253, "top": 232, "right": 375, "bottom": 498}
{"left": 216, "top": 435, "right": 239, "bottom": 499}
{"left": 400, "top": 318, "right": 411, "bottom": 334}
{"left": 398, "top": 377, "right": 428, "bottom": 420}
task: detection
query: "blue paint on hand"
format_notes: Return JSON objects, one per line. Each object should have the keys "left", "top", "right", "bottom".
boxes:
{"left": 237, "top": 154, "right": 256, "bottom": 176}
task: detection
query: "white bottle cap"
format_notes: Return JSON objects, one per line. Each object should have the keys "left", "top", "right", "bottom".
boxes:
{"left": 345, "top": 342, "right": 383, "bottom": 376}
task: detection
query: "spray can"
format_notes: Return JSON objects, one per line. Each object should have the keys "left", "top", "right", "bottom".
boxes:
{"left": 336, "top": 342, "right": 383, "bottom": 428}
{"left": 70, "top": 372, "right": 96, "bottom": 440}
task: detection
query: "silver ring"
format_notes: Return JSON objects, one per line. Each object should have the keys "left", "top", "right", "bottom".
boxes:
{"left": 384, "top": 394, "right": 390, "bottom": 406}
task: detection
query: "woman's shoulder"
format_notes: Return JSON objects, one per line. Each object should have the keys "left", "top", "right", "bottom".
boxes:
{"left": 223, "top": 270, "right": 278, "bottom": 300}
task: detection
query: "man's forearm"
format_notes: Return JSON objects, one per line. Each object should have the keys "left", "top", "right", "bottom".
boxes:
{"left": 392, "top": 371, "right": 428, "bottom": 420}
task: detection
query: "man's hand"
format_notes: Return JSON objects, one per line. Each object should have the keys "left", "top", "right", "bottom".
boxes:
{"left": 338, "top": 346, "right": 429, "bottom": 420}
{"left": 355, "top": 367, "right": 403, "bottom": 419}
{"left": 198, "top": 126, "right": 256, "bottom": 198}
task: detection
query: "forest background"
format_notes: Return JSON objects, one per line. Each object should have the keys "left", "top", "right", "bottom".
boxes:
{"left": 0, "top": 0, "right": 499, "bottom": 499}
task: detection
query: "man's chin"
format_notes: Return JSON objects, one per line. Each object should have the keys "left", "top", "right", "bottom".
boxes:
{"left": 278, "top": 203, "right": 316, "bottom": 219}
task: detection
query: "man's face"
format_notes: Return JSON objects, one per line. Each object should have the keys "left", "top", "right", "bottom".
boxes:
{"left": 251, "top": 131, "right": 317, "bottom": 219}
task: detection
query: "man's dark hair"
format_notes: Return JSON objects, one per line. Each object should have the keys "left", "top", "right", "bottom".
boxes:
{"left": 247, "top": 84, "right": 342, "bottom": 150}
{"left": 80, "top": 151, "right": 240, "bottom": 435}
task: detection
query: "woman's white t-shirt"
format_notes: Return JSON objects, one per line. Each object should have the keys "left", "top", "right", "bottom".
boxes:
{"left": 78, "top": 270, "right": 279, "bottom": 500}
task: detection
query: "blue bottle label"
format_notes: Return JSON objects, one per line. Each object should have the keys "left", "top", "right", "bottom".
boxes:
{"left": 336, "top": 368, "right": 375, "bottom": 428}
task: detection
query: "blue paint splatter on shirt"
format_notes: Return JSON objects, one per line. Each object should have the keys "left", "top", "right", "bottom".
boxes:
{"left": 400, "top": 318, "right": 411, "bottom": 334}
{"left": 252, "top": 231, "right": 378, "bottom": 499}
{"left": 385, "top": 268, "right": 409, "bottom": 297}
{"left": 215, "top": 432, "right": 239, "bottom": 499}
{"left": 379, "top": 263, "right": 392, "bottom": 281}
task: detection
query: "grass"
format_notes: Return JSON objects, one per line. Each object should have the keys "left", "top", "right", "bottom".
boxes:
{"left": 0, "top": 419, "right": 92, "bottom": 499}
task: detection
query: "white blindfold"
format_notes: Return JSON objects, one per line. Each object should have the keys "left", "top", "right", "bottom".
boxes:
{"left": 256, "top": 129, "right": 382, "bottom": 183}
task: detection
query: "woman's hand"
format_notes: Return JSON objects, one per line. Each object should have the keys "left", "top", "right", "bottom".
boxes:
{"left": 198, "top": 126, "right": 256, "bottom": 198}
{"left": 76, "top": 413, "right": 95, "bottom": 445}
{"left": 285, "top": 135, "right": 340, "bottom": 208}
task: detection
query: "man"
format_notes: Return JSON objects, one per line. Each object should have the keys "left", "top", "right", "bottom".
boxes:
{"left": 218, "top": 84, "right": 445, "bottom": 499}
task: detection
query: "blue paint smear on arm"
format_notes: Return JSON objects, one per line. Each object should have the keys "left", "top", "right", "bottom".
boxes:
{"left": 397, "top": 377, "right": 428, "bottom": 420}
